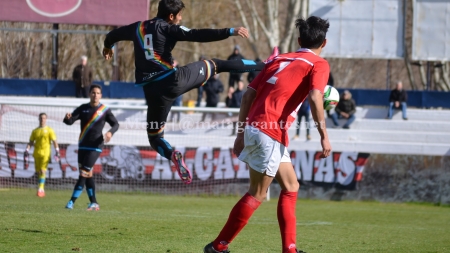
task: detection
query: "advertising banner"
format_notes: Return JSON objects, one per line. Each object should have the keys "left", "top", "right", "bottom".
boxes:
{"left": 0, "top": 0, "right": 149, "bottom": 26}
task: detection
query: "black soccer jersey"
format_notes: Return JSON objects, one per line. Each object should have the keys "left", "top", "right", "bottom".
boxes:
{"left": 63, "top": 103, "right": 119, "bottom": 152}
{"left": 104, "top": 18, "right": 232, "bottom": 84}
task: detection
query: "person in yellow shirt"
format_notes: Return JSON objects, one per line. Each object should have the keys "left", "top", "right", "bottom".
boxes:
{"left": 25, "top": 113, "right": 60, "bottom": 197}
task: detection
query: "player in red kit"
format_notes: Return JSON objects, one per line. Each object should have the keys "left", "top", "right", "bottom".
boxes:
{"left": 203, "top": 16, "right": 332, "bottom": 253}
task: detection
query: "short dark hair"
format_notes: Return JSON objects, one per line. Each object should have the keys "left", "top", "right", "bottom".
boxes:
{"left": 39, "top": 112, "right": 47, "bottom": 118}
{"left": 295, "top": 16, "right": 329, "bottom": 49}
{"left": 89, "top": 84, "right": 102, "bottom": 93}
{"left": 157, "top": 0, "right": 185, "bottom": 19}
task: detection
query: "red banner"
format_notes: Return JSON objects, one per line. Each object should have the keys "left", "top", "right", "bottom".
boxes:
{"left": 0, "top": 142, "right": 370, "bottom": 190}
{"left": 0, "top": 0, "right": 149, "bottom": 26}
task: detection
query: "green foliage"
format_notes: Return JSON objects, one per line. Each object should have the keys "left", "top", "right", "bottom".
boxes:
{"left": 0, "top": 189, "right": 449, "bottom": 253}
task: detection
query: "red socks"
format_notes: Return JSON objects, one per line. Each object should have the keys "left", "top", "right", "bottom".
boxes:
{"left": 278, "top": 190, "right": 298, "bottom": 253}
{"left": 213, "top": 193, "right": 261, "bottom": 251}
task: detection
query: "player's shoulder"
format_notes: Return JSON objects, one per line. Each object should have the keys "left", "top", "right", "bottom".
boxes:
{"left": 31, "top": 127, "right": 40, "bottom": 133}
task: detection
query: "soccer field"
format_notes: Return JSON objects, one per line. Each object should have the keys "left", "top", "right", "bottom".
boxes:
{"left": 0, "top": 190, "right": 449, "bottom": 253}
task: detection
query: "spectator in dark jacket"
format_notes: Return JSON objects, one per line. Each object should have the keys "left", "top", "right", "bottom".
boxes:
{"left": 227, "top": 45, "right": 245, "bottom": 89}
{"left": 331, "top": 90, "right": 356, "bottom": 129}
{"left": 225, "top": 86, "right": 235, "bottom": 108}
{"left": 230, "top": 81, "right": 246, "bottom": 135}
{"left": 387, "top": 81, "right": 408, "bottom": 120}
{"left": 247, "top": 58, "right": 262, "bottom": 83}
{"left": 293, "top": 99, "right": 311, "bottom": 140}
{"left": 72, "top": 55, "right": 93, "bottom": 98}
{"left": 201, "top": 74, "right": 224, "bottom": 121}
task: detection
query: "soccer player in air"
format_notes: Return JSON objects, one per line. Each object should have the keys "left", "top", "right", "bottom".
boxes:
{"left": 102, "top": 0, "right": 276, "bottom": 184}
{"left": 63, "top": 84, "right": 119, "bottom": 211}
{"left": 25, "top": 113, "right": 60, "bottom": 197}
{"left": 203, "top": 16, "right": 332, "bottom": 253}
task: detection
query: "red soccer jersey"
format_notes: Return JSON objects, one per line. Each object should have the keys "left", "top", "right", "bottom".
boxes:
{"left": 247, "top": 48, "right": 329, "bottom": 147}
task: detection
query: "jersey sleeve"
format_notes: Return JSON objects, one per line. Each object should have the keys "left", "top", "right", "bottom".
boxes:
{"left": 63, "top": 106, "right": 82, "bottom": 125}
{"left": 104, "top": 22, "right": 138, "bottom": 48}
{"left": 49, "top": 128, "right": 57, "bottom": 141}
{"left": 105, "top": 109, "right": 119, "bottom": 135}
{"left": 166, "top": 25, "right": 230, "bottom": 42}
{"left": 310, "top": 60, "right": 330, "bottom": 93}
{"left": 29, "top": 129, "right": 36, "bottom": 142}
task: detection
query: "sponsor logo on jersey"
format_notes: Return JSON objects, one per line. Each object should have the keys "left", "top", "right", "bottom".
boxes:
{"left": 199, "top": 67, "right": 204, "bottom": 75}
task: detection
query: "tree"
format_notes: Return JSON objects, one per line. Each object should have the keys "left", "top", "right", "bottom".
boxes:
{"left": 233, "top": 0, "right": 302, "bottom": 57}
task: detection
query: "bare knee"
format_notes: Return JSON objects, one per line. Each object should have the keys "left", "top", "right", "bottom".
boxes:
{"left": 282, "top": 180, "right": 299, "bottom": 192}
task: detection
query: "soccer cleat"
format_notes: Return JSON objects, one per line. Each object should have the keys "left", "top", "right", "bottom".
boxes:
{"left": 296, "top": 250, "right": 307, "bottom": 253}
{"left": 87, "top": 203, "right": 100, "bottom": 211}
{"left": 37, "top": 189, "right": 45, "bottom": 198}
{"left": 65, "top": 200, "right": 74, "bottom": 209}
{"left": 203, "top": 242, "right": 230, "bottom": 253}
{"left": 171, "top": 150, "right": 192, "bottom": 184}
{"left": 263, "top": 46, "right": 279, "bottom": 63}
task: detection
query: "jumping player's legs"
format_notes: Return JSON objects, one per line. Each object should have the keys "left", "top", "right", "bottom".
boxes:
{"left": 143, "top": 82, "right": 192, "bottom": 184}
{"left": 67, "top": 150, "right": 100, "bottom": 208}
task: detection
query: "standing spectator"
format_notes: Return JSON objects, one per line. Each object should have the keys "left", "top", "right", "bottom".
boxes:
{"left": 331, "top": 90, "right": 356, "bottom": 129}
{"left": 196, "top": 55, "right": 206, "bottom": 107}
{"left": 230, "top": 81, "right": 246, "bottom": 135}
{"left": 225, "top": 86, "right": 235, "bottom": 108}
{"left": 202, "top": 74, "right": 224, "bottom": 121}
{"left": 25, "top": 113, "right": 60, "bottom": 197}
{"left": 293, "top": 99, "right": 311, "bottom": 140}
{"left": 170, "top": 59, "right": 182, "bottom": 123}
{"left": 72, "top": 55, "right": 93, "bottom": 98}
{"left": 247, "top": 57, "right": 262, "bottom": 83}
{"left": 327, "top": 72, "right": 334, "bottom": 87}
{"left": 325, "top": 71, "right": 334, "bottom": 117}
{"left": 388, "top": 81, "right": 408, "bottom": 120}
{"left": 227, "top": 45, "right": 245, "bottom": 89}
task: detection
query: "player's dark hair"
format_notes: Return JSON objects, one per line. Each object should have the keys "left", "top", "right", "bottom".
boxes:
{"left": 39, "top": 112, "right": 47, "bottom": 118}
{"left": 295, "top": 16, "right": 329, "bottom": 49}
{"left": 157, "top": 0, "right": 185, "bottom": 20}
{"left": 90, "top": 84, "right": 102, "bottom": 93}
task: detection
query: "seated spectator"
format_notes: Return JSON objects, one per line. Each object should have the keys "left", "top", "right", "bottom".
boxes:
{"left": 293, "top": 99, "right": 311, "bottom": 140}
{"left": 331, "top": 90, "right": 356, "bottom": 129}
{"left": 230, "top": 81, "right": 246, "bottom": 135}
{"left": 387, "top": 81, "right": 408, "bottom": 120}
{"left": 201, "top": 74, "right": 224, "bottom": 121}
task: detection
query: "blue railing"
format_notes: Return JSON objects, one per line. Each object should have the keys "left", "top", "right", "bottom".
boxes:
{"left": 0, "top": 78, "right": 449, "bottom": 108}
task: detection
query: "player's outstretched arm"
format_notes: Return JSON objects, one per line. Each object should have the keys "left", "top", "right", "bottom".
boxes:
{"left": 169, "top": 25, "right": 248, "bottom": 43}
{"left": 103, "top": 23, "right": 137, "bottom": 60}
{"left": 63, "top": 107, "right": 81, "bottom": 125}
{"left": 309, "top": 89, "right": 331, "bottom": 158}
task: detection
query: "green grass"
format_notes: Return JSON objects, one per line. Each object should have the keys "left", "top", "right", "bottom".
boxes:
{"left": 0, "top": 189, "right": 449, "bottom": 253}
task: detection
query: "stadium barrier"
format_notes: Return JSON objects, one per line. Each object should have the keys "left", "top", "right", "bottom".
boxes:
{"left": 0, "top": 98, "right": 449, "bottom": 204}
{"left": 1, "top": 78, "right": 450, "bottom": 108}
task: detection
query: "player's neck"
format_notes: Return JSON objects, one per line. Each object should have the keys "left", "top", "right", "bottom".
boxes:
{"left": 90, "top": 102, "right": 100, "bottom": 107}
{"left": 310, "top": 48, "right": 322, "bottom": 55}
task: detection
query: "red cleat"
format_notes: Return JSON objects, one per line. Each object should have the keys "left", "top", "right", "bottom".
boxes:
{"left": 172, "top": 150, "right": 192, "bottom": 184}
{"left": 264, "top": 46, "right": 279, "bottom": 63}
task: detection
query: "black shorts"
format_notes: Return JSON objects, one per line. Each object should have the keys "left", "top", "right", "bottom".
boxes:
{"left": 78, "top": 149, "right": 101, "bottom": 170}
{"left": 143, "top": 60, "right": 213, "bottom": 134}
